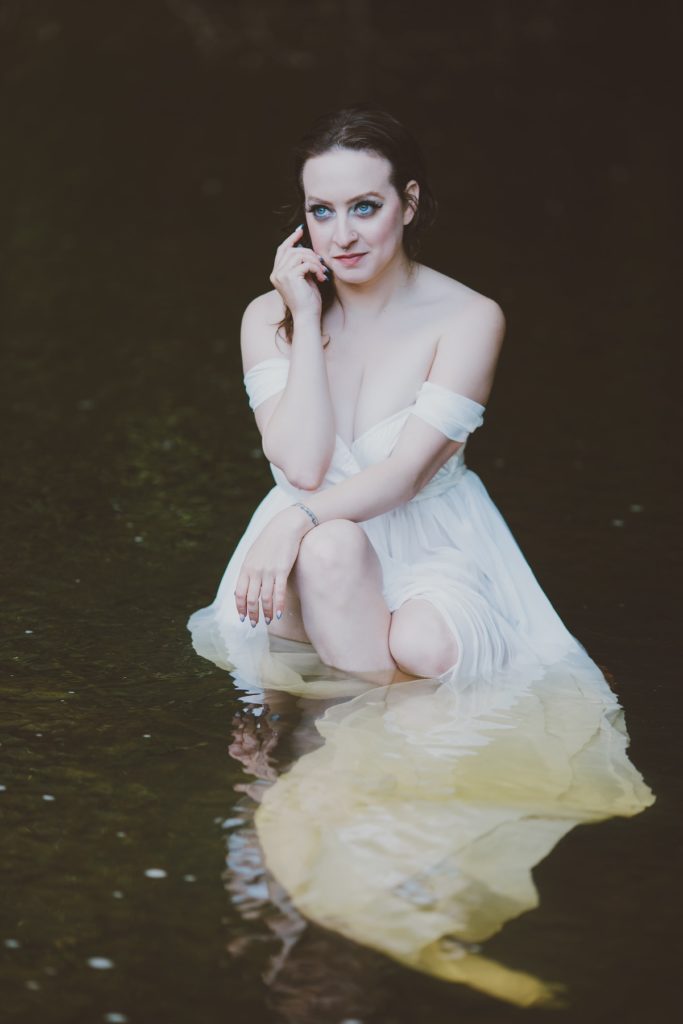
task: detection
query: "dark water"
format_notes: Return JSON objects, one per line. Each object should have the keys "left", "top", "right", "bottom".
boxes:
{"left": 1, "top": 2, "right": 680, "bottom": 1021}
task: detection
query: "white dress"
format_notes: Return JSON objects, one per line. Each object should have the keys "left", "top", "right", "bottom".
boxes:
{"left": 187, "top": 355, "right": 591, "bottom": 694}
{"left": 188, "top": 357, "right": 655, "bottom": 1005}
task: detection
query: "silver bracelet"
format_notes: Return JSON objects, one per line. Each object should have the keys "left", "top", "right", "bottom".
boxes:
{"left": 292, "top": 501, "right": 319, "bottom": 527}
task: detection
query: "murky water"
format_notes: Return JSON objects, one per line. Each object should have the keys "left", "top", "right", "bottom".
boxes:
{"left": 1, "top": 3, "right": 679, "bottom": 1022}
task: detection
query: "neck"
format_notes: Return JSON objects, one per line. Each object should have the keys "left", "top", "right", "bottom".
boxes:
{"left": 333, "top": 248, "right": 417, "bottom": 323}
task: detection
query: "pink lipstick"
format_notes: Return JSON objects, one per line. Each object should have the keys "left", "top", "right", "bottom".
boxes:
{"left": 333, "top": 253, "right": 367, "bottom": 267}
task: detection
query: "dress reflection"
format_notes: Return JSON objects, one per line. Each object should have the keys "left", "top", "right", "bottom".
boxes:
{"left": 222, "top": 640, "right": 654, "bottom": 1011}
{"left": 224, "top": 691, "right": 392, "bottom": 1024}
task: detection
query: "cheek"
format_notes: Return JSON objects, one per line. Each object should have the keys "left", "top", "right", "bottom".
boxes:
{"left": 308, "top": 221, "right": 331, "bottom": 250}
{"left": 367, "top": 211, "right": 403, "bottom": 246}
{"left": 368, "top": 205, "right": 405, "bottom": 241}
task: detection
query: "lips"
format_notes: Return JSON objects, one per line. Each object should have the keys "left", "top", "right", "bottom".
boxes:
{"left": 333, "top": 253, "right": 367, "bottom": 265}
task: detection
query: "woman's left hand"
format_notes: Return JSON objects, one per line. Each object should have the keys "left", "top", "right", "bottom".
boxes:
{"left": 234, "top": 506, "right": 313, "bottom": 627}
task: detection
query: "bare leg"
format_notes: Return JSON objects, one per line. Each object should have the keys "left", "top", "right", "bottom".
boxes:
{"left": 264, "top": 567, "right": 310, "bottom": 644}
{"left": 389, "top": 598, "right": 460, "bottom": 677}
{"left": 291, "top": 519, "right": 410, "bottom": 683}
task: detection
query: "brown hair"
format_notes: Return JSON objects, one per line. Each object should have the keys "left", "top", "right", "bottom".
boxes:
{"left": 273, "top": 103, "right": 439, "bottom": 345}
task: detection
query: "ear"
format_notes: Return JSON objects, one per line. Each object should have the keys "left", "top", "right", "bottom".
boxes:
{"left": 403, "top": 179, "right": 420, "bottom": 226}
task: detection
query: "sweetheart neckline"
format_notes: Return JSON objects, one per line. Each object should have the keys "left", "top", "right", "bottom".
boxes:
{"left": 336, "top": 403, "right": 417, "bottom": 451}
{"left": 243, "top": 355, "right": 483, "bottom": 450}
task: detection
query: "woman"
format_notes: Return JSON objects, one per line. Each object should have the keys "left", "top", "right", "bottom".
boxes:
{"left": 187, "top": 104, "right": 582, "bottom": 693}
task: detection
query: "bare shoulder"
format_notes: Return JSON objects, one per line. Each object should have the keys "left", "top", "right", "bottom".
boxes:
{"left": 416, "top": 264, "right": 505, "bottom": 340}
{"left": 240, "top": 288, "right": 290, "bottom": 371}
{"left": 416, "top": 265, "right": 506, "bottom": 404}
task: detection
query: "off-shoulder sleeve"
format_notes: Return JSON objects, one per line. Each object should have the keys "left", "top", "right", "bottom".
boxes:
{"left": 410, "top": 380, "right": 486, "bottom": 441}
{"left": 243, "top": 357, "right": 290, "bottom": 410}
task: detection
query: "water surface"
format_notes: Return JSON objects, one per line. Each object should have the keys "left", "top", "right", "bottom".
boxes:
{"left": 1, "top": 3, "right": 678, "bottom": 1022}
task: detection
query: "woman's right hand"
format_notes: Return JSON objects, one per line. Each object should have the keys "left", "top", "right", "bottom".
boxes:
{"left": 269, "top": 224, "right": 329, "bottom": 320}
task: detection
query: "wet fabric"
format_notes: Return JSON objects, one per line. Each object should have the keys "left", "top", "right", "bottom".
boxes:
{"left": 252, "top": 653, "right": 654, "bottom": 1006}
{"left": 188, "top": 357, "right": 654, "bottom": 1005}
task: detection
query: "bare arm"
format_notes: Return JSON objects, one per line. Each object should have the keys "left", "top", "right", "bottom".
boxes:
{"left": 234, "top": 297, "right": 505, "bottom": 627}
{"left": 241, "top": 300, "right": 336, "bottom": 489}
{"left": 241, "top": 223, "right": 339, "bottom": 489}
{"left": 285, "top": 297, "right": 506, "bottom": 527}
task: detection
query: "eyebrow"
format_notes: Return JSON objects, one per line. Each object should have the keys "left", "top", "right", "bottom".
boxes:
{"left": 305, "top": 191, "right": 385, "bottom": 205}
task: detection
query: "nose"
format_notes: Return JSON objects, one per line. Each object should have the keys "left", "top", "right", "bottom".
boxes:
{"left": 332, "top": 214, "right": 358, "bottom": 249}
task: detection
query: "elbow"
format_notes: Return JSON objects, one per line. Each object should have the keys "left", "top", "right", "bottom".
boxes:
{"left": 286, "top": 465, "right": 327, "bottom": 491}
{"left": 263, "top": 433, "right": 331, "bottom": 491}
{"left": 264, "top": 443, "right": 328, "bottom": 491}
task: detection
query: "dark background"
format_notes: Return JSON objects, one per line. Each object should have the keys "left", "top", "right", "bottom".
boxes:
{"left": 1, "top": 2, "right": 680, "bottom": 1022}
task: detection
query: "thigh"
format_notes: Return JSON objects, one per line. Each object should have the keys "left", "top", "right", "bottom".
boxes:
{"left": 267, "top": 519, "right": 386, "bottom": 645}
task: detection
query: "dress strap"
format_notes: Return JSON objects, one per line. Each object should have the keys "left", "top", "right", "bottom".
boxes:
{"left": 243, "top": 357, "right": 290, "bottom": 410}
{"left": 410, "top": 380, "right": 486, "bottom": 441}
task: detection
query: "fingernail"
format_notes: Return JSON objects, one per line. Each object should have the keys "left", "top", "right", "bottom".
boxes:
{"left": 239, "top": 614, "right": 245, "bottom": 622}
{"left": 276, "top": 610, "right": 282, "bottom": 620}
{"left": 250, "top": 619, "right": 257, "bottom": 628}
{"left": 265, "top": 616, "right": 271, "bottom": 624}
{"left": 319, "top": 256, "right": 325, "bottom": 263}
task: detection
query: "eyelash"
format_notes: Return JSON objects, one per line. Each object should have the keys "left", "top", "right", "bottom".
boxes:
{"left": 305, "top": 199, "right": 383, "bottom": 220}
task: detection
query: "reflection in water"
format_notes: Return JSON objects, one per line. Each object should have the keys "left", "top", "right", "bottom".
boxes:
{"left": 224, "top": 641, "right": 654, "bottom": 1011}
{"left": 224, "top": 697, "right": 392, "bottom": 1024}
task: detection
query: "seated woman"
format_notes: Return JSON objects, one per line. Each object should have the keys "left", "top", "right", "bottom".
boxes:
{"left": 187, "top": 103, "right": 584, "bottom": 693}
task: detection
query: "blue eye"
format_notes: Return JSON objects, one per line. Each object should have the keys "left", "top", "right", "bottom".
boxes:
{"left": 305, "top": 199, "right": 382, "bottom": 220}
{"left": 355, "top": 200, "right": 381, "bottom": 216}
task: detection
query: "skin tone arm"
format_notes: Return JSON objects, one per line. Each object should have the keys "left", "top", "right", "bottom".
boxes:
{"left": 234, "top": 298, "right": 506, "bottom": 627}
{"left": 242, "top": 225, "right": 336, "bottom": 489}
{"left": 254, "top": 312, "right": 337, "bottom": 489}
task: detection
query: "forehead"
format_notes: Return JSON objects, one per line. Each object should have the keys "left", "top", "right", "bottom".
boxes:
{"left": 302, "top": 148, "right": 393, "bottom": 200}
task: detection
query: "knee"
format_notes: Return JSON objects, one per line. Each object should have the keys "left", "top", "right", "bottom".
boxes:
{"left": 388, "top": 602, "right": 460, "bottom": 678}
{"left": 296, "top": 519, "right": 370, "bottom": 582}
